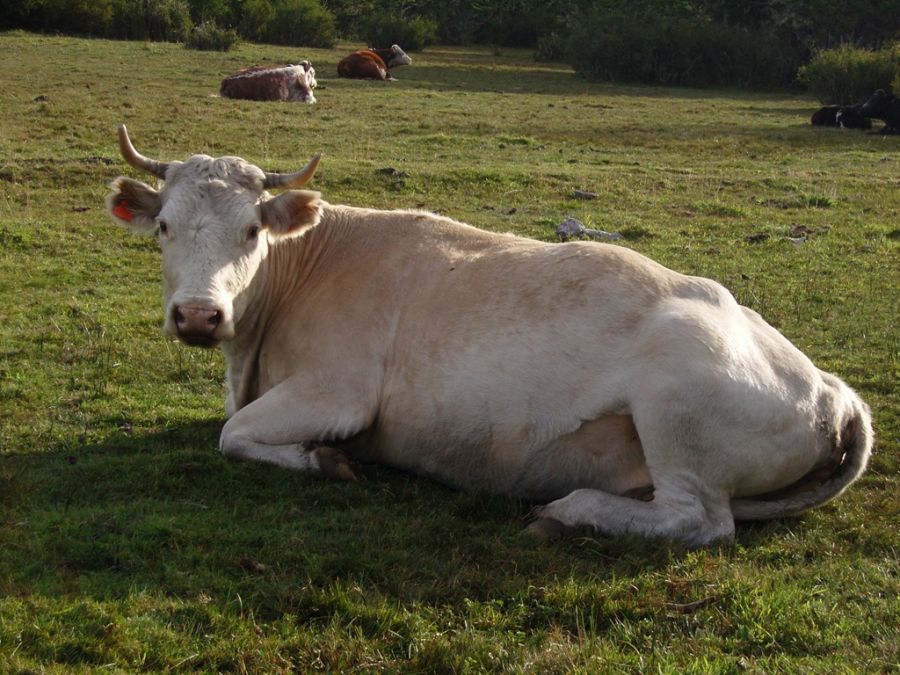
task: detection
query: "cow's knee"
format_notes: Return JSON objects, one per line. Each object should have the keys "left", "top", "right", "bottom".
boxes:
{"left": 218, "top": 420, "right": 319, "bottom": 471}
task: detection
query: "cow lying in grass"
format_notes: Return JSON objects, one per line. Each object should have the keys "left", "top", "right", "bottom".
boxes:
{"left": 337, "top": 45, "right": 412, "bottom": 81}
{"left": 810, "top": 104, "right": 871, "bottom": 129}
{"left": 106, "top": 126, "right": 873, "bottom": 548}
{"left": 860, "top": 89, "right": 900, "bottom": 134}
{"left": 220, "top": 62, "right": 317, "bottom": 103}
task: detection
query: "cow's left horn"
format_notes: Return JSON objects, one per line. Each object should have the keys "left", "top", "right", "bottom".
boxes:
{"left": 117, "top": 124, "right": 170, "bottom": 179}
{"left": 263, "top": 153, "right": 322, "bottom": 190}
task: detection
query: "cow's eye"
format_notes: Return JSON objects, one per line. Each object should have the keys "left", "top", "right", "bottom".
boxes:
{"left": 158, "top": 220, "right": 168, "bottom": 235}
{"left": 247, "top": 224, "right": 261, "bottom": 241}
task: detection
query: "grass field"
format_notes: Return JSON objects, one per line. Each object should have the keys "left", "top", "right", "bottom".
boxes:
{"left": 0, "top": 31, "right": 898, "bottom": 672}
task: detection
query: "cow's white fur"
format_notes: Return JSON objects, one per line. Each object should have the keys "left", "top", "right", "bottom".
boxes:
{"left": 107, "top": 149, "right": 873, "bottom": 547}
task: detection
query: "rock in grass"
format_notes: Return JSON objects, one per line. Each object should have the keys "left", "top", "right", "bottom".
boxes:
{"left": 556, "top": 218, "right": 623, "bottom": 242}
{"left": 238, "top": 557, "right": 267, "bottom": 574}
{"left": 783, "top": 224, "right": 830, "bottom": 243}
{"left": 376, "top": 167, "right": 409, "bottom": 178}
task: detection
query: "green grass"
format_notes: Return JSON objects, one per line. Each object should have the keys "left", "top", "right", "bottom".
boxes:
{"left": 1, "top": 32, "right": 898, "bottom": 672}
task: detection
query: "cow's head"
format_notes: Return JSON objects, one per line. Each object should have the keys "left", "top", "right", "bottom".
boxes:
{"left": 291, "top": 61, "right": 317, "bottom": 103}
{"left": 106, "top": 125, "right": 322, "bottom": 348}
{"left": 298, "top": 60, "right": 317, "bottom": 90}
{"left": 860, "top": 89, "right": 894, "bottom": 119}
{"left": 386, "top": 45, "right": 412, "bottom": 68}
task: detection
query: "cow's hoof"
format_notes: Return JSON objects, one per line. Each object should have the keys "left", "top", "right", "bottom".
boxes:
{"left": 622, "top": 484, "right": 655, "bottom": 501}
{"left": 314, "top": 446, "right": 359, "bottom": 482}
{"left": 524, "top": 517, "right": 574, "bottom": 543}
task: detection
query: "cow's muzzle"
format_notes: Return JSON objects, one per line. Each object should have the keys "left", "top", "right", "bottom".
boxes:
{"left": 173, "top": 305, "right": 224, "bottom": 348}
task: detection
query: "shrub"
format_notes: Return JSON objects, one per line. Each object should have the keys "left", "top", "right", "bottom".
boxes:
{"left": 248, "top": 0, "right": 337, "bottom": 48}
{"left": 798, "top": 44, "right": 900, "bottom": 104}
{"left": 535, "top": 32, "right": 566, "bottom": 62}
{"left": 185, "top": 19, "right": 239, "bottom": 50}
{"left": 238, "top": 0, "right": 276, "bottom": 42}
{"left": 361, "top": 15, "right": 437, "bottom": 52}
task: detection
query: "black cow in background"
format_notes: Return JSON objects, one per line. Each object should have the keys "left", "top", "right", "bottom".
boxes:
{"left": 811, "top": 105, "right": 841, "bottom": 126}
{"left": 860, "top": 89, "right": 900, "bottom": 134}
{"left": 811, "top": 104, "right": 872, "bottom": 129}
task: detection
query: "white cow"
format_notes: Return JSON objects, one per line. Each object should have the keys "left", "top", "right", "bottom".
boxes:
{"left": 106, "top": 125, "right": 873, "bottom": 547}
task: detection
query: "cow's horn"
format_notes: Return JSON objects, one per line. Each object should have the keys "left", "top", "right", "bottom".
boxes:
{"left": 263, "top": 153, "right": 322, "bottom": 190}
{"left": 117, "top": 124, "right": 170, "bottom": 179}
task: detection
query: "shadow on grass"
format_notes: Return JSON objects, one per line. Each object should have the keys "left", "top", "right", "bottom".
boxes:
{"left": 0, "top": 421, "right": 818, "bottom": 617}
{"left": 387, "top": 62, "right": 797, "bottom": 104}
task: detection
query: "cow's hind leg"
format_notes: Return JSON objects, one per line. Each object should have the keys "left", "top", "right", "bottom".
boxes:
{"left": 530, "top": 483, "right": 735, "bottom": 548}
{"left": 530, "top": 413, "right": 736, "bottom": 547}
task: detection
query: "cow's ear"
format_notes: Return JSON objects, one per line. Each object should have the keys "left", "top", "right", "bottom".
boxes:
{"left": 260, "top": 190, "right": 322, "bottom": 237}
{"left": 106, "top": 177, "right": 161, "bottom": 235}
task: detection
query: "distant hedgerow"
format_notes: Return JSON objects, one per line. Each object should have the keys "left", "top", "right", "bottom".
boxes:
{"left": 111, "top": 0, "right": 192, "bottom": 42}
{"left": 361, "top": 15, "right": 437, "bottom": 52}
{"left": 798, "top": 44, "right": 900, "bottom": 104}
{"left": 564, "top": 8, "right": 802, "bottom": 89}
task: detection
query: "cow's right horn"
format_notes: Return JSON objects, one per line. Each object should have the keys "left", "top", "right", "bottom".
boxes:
{"left": 263, "top": 153, "right": 322, "bottom": 190}
{"left": 117, "top": 124, "right": 170, "bottom": 179}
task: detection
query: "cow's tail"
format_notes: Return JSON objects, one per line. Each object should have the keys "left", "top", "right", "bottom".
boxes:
{"left": 730, "top": 405, "right": 873, "bottom": 521}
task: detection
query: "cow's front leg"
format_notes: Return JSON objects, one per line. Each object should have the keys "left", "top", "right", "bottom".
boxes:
{"left": 218, "top": 380, "right": 372, "bottom": 481}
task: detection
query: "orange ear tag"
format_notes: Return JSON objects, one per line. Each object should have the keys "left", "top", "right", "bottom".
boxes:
{"left": 113, "top": 199, "right": 133, "bottom": 222}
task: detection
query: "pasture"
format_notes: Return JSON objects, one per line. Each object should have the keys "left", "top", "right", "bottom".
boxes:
{"left": 0, "top": 31, "right": 898, "bottom": 672}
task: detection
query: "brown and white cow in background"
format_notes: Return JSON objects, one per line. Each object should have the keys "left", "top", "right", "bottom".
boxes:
{"left": 105, "top": 125, "right": 872, "bottom": 548}
{"left": 220, "top": 61, "right": 317, "bottom": 103}
{"left": 337, "top": 45, "right": 412, "bottom": 81}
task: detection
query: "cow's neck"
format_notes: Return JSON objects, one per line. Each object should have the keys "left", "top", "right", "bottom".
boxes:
{"left": 221, "top": 279, "right": 268, "bottom": 416}
{"left": 220, "top": 214, "right": 342, "bottom": 416}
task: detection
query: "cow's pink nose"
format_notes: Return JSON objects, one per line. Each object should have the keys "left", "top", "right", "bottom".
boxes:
{"left": 173, "top": 305, "right": 222, "bottom": 344}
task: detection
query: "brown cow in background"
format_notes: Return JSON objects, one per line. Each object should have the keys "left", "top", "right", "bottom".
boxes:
{"left": 337, "top": 45, "right": 412, "bottom": 81}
